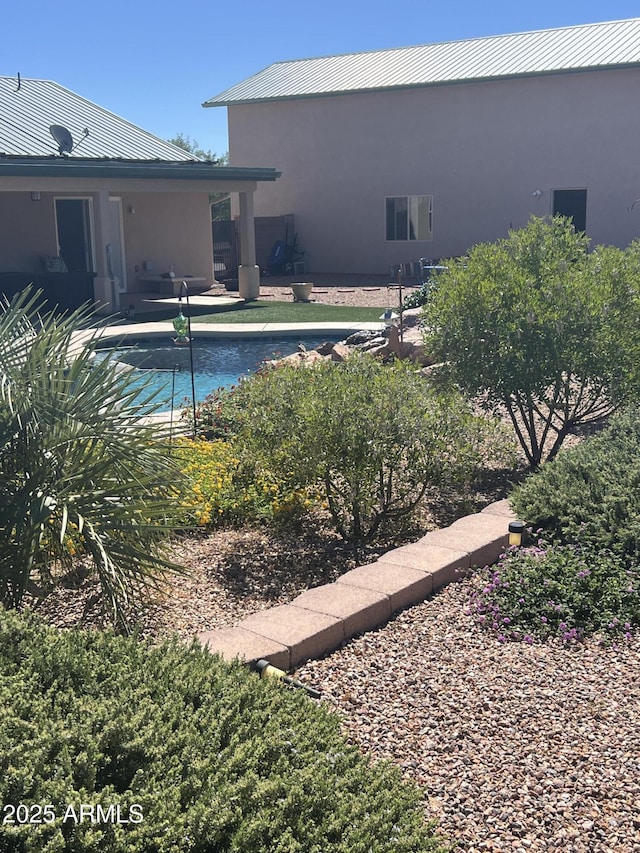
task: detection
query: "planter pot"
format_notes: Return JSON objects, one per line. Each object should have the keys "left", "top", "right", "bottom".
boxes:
{"left": 291, "top": 282, "right": 313, "bottom": 302}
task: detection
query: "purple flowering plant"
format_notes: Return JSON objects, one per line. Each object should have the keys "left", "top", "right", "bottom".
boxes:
{"left": 468, "top": 538, "right": 639, "bottom": 644}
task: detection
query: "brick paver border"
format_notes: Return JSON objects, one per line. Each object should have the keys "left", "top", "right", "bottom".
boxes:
{"left": 197, "top": 499, "right": 516, "bottom": 671}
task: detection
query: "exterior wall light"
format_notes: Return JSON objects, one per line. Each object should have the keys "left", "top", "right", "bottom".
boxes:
{"left": 508, "top": 520, "right": 526, "bottom": 547}
{"left": 531, "top": 189, "right": 543, "bottom": 199}
{"left": 30, "top": 192, "right": 41, "bottom": 201}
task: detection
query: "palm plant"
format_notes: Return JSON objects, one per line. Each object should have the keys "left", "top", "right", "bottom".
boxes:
{"left": 0, "top": 289, "right": 189, "bottom": 629}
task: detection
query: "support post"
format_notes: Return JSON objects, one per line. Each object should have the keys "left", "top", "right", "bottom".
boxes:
{"left": 92, "top": 190, "right": 117, "bottom": 314}
{"left": 238, "top": 190, "right": 260, "bottom": 301}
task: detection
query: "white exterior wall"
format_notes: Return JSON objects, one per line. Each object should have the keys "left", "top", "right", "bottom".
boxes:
{"left": 227, "top": 68, "right": 640, "bottom": 273}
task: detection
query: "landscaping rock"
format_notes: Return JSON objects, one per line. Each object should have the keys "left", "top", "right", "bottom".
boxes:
{"left": 315, "top": 339, "right": 340, "bottom": 355}
{"left": 330, "top": 342, "right": 353, "bottom": 362}
{"left": 345, "top": 329, "right": 378, "bottom": 345}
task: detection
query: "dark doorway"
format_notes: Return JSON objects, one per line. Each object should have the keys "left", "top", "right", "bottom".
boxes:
{"left": 552, "top": 189, "right": 587, "bottom": 233}
{"left": 55, "top": 198, "right": 93, "bottom": 272}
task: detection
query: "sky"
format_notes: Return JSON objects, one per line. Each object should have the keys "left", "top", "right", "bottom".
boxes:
{"left": 3, "top": 0, "right": 640, "bottom": 159}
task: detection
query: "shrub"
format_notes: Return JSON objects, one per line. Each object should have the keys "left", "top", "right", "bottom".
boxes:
{"left": 0, "top": 290, "right": 190, "bottom": 628}
{"left": 171, "top": 437, "right": 320, "bottom": 528}
{"left": 0, "top": 609, "right": 446, "bottom": 852}
{"left": 402, "top": 280, "right": 436, "bottom": 310}
{"left": 423, "top": 216, "right": 640, "bottom": 468}
{"left": 222, "top": 354, "right": 512, "bottom": 541}
{"left": 510, "top": 408, "right": 640, "bottom": 562}
{"left": 171, "top": 438, "right": 240, "bottom": 526}
{"left": 189, "top": 385, "right": 243, "bottom": 441}
{"left": 468, "top": 541, "right": 639, "bottom": 644}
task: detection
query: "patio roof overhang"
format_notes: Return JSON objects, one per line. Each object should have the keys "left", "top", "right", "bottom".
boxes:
{"left": 0, "top": 155, "right": 280, "bottom": 183}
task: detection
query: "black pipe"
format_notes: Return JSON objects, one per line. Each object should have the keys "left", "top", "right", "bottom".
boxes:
{"left": 169, "top": 363, "right": 181, "bottom": 448}
{"left": 179, "top": 281, "right": 197, "bottom": 438}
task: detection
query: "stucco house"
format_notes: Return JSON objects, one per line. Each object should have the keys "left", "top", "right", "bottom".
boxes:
{"left": 0, "top": 76, "right": 279, "bottom": 309}
{"left": 204, "top": 18, "right": 640, "bottom": 275}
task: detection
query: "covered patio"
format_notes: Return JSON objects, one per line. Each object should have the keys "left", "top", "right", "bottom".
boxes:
{"left": 0, "top": 157, "right": 279, "bottom": 313}
{"left": 0, "top": 75, "right": 279, "bottom": 313}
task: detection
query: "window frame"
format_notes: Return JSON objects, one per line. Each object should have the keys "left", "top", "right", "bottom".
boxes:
{"left": 385, "top": 195, "right": 433, "bottom": 242}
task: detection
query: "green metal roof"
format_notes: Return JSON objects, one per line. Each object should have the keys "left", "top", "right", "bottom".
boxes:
{"left": 0, "top": 76, "right": 279, "bottom": 183}
{"left": 0, "top": 76, "right": 195, "bottom": 159}
{"left": 204, "top": 17, "right": 640, "bottom": 106}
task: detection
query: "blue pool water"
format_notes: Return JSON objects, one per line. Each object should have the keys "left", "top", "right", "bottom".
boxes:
{"left": 96, "top": 335, "right": 341, "bottom": 407}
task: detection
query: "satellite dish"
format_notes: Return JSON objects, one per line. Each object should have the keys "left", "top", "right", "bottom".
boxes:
{"left": 49, "top": 124, "right": 73, "bottom": 155}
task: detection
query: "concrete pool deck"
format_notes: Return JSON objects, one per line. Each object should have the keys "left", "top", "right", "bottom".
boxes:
{"left": 95, "top": 318, "right": 385, "bottom": 343}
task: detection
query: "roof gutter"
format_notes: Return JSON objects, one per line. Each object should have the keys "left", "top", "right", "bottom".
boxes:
{"left": 0, "top": 156, "right": 280, "bottom": 182}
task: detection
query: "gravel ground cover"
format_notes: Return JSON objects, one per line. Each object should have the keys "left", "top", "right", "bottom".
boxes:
{"left": 210, "top": 273, "right": 415, "bottom": 309}
{"left": 296, "top": 578, "right": 640, "bottom": 853}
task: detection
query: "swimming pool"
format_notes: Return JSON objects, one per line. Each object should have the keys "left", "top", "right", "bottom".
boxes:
{"left": 96, "top": 335, "right": 342, "bottom": 407}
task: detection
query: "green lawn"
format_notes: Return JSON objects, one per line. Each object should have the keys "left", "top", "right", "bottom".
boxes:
{"left": 130, "top": 300, "right": 385, "bottom": 325}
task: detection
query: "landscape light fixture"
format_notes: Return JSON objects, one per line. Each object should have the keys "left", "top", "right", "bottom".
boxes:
{"left": 379, "top": 308, "right": 399, "bottom": 329}
{"left": 254, "top": 659, "right": 321, "bottom": 699}
{"left": 508, "top": 521, "right": 526, "bottom": 547}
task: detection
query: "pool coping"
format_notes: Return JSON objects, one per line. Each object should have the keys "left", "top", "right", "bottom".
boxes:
{"left": 92, "top": 319, "right": 385, "bottom": 344}
{"left": 196, "top": 500, "right": 516, "bottom": 672}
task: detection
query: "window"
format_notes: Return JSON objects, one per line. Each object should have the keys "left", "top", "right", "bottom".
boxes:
{"left": 385, "top": 195, "right": 432, "bottom": 241}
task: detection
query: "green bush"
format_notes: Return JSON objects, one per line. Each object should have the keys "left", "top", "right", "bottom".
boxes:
{"left": 470, "top": 408, "right": 640, "bottom": 644}
{"left": 468, "top": 542, "right": 639, "bottom": 644}
{"left": 190, "top": 385, "right": 244, "bottom": 441}
{"left": 510, "top": 408, "right": 640, "bottom": 561}
{"left": 171, "top": 437, "right": 320, "bottom": 528}
{"left": 220, "top": 354, "right": 513, "bottom": 541}
{"left": 402, "top": 281, "right": 436, "bottom": 310}
{"left": 0, "top": 609, "right": 445, "bottom": 853}
{"left": 423, "top": 217, "right": 640, "bottom": 468}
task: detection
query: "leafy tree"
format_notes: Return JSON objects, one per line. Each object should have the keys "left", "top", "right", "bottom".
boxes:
{"left": 168, "top": 132, "right": 227, "bottom": 164}
{"left": 169, "top": 133, "right": 231, "bottom": 220}
{"left": 423, "top": 216, "right": 640, "bottom": 468}
{"left": 0, "top": 290, "right": 189, "bottom": 628}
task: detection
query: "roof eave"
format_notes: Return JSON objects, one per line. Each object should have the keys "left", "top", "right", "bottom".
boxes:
{"left": 0, "top": 156, "right": 280, "bottom": 182}
{"left": 203, "top": 61, "right": 640, "bottom": 107}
